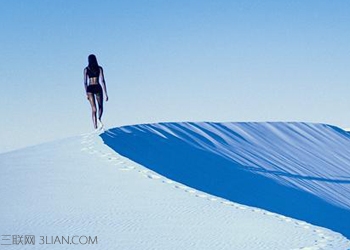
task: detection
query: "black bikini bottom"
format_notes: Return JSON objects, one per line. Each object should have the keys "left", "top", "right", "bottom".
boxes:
{"left": 87, "top": 84, "right": 102, "bottom": 95}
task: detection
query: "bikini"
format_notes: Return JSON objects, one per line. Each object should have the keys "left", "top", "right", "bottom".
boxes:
{"left": 86, "top": 67, "right": 103, "bottom": 95}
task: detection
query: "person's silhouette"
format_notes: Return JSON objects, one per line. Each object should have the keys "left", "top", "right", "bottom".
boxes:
{"left": 84, "top": 54, "right": 109, "bottom": 129}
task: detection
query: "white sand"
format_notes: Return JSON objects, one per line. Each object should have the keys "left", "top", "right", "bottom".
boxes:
{"left": 0, "top": 131, "right": 349, "bottom": 249}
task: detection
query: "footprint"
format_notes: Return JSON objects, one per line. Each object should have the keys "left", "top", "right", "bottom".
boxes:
{"left": 175, "top": 185, "right": 187, "bottom": 190}
{"left": 106, "top": 157, "right": 119, "bottom": 161}
{"left": 185, "top": 189, "right": 196, "bottom": 194}
{"left": 163, "top": 180, "right": 174, "bottom": 184}
{"left": 147, "top": 174, "right": 161, "bottom": 179}
{"left": 118, "top": 166, "right": 135, "bottom": 171}
{"left": 195, "top": 194, "right": 208, "bottom": 198}
{"left": 250, "top": 208, "right": 261, "bottom": 213}
{"left": 222, "top": 201, "right": 234, "bottom": 206}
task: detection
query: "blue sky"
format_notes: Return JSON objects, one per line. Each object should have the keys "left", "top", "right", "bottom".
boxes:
{"left": 1, "top": 0, "right": 350, "bottom": 152}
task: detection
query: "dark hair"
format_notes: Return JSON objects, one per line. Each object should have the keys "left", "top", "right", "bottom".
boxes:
{"left": 88, "top": 54, "right": 99, "bottom": 73}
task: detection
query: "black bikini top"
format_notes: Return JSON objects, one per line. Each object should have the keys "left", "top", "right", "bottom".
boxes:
{"left": 86, "top": 66, "right": 100, "bottom": 78}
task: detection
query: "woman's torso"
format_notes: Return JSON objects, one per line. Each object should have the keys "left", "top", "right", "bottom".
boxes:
{"left": 86, "top": 66, "right": 101, "bottom": 85}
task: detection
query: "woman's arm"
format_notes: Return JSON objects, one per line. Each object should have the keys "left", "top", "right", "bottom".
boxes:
{"left": 83, "top": 68, "right": 88, "bottom": 98}
{"left": 100, "top": 67, "right": 109, "bottom": 101}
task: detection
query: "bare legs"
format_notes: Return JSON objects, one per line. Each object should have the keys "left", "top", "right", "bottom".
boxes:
{"left": 88, "top": 95, "right": 104, "bottom": 130}
{"left": 87, "top": 93, "right": 98, "bottom": 129}
{"left": 95, "top": 93, "right": 103, "bottom": 122}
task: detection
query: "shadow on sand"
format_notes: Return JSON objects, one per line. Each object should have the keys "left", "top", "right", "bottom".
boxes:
{"left": 100, "top": 123, "right": 350, "bottom": 238}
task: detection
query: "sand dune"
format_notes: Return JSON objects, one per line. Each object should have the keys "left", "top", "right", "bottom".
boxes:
{"left": 0, "top": 122, "right": 349, "bottom": 249}
{"left": 102, "top": 122, "right": 350, "bottom": 239}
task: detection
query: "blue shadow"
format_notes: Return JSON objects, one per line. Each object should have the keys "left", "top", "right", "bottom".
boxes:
{"left": 100, "top": 124, "right": 350, "bottom": 238}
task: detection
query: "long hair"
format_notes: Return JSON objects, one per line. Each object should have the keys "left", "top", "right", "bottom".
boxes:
{"left": 88, "top": 54, "right": 99, "bottom": 73}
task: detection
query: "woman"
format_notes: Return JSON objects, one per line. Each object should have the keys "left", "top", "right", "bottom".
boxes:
{"left": 84, "top": 54, "right": 109, "bottom": 129}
